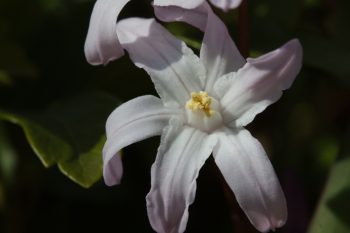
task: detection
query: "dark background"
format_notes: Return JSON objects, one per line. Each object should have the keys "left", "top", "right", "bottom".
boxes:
{"left": 0, "top": 0, "right": 350, "bottom": 232}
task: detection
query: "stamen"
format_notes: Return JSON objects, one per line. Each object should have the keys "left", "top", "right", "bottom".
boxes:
{"left": 186, "top": 91, "right": 214, "bottom": 117}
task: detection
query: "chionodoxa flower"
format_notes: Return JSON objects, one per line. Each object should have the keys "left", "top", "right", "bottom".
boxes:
{"left": 84, "top": 1, "right": 302, "bottom": 232}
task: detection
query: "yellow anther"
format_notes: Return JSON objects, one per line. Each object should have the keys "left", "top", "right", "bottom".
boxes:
{"left": 186, "top": 91, "right": 214, "bottom": 117}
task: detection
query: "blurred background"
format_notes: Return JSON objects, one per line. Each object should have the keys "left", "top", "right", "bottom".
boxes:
{"left": 0, "top": 0, "right": 349, "bottom": 232}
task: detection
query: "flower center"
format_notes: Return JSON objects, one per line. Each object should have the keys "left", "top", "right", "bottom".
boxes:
{"left": 186, "top": 91, "right": 214, "bottom": 117}
{"left": 185, "top": 91, "right": 223, "bottom": 133}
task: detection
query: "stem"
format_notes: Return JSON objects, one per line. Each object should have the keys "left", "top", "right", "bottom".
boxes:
{"left": 237, "top": 0, "right": 249, "bottom": 58}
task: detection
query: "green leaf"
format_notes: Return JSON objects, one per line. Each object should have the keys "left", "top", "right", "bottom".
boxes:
{"left": 0, "top": 92, "right": 119, "bottom": 188}
{"left": 308, "top": 156, "right": 350, "bottom": 233}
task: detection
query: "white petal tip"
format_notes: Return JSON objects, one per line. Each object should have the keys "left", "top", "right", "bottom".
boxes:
{"left": 256, "top": 220, "right": 286, "bottom": 233}
{"left": 102, "top": 149, "right": 123, "bottom": 186}
{"left": 84, "top": 0, "right": 130, "bottom": 66}
{"left": 285, "top": 38, "right": 302, "bottom": 52}
{"left": 84, "top": 41, "right": 125, "bottom": 66}
{"left": 103, "top": 168, "right": 122, "bottom": 186}
{"left": 209, "top": 0, "right": 242, "bottom": 11}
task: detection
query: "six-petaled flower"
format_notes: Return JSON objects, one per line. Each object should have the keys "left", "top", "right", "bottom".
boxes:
{"left": 84, "top": 1, "right": 303, "bottom": 233}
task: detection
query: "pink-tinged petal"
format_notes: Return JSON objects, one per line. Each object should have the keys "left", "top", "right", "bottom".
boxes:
{"left": 209, "top": 0, "right": 242, "bottom": 11}
{"left": 154, "top": 3, "right": 208, "bottom": 31}
{"left": 146, "top": 124, "right": 217, "bottom": 233}
{"left": 84, "top": 0, "right": 130, "bottom": 65}
{"left": 220, "top": 39, "right": 303, "bottom": 127}
{"left": 200, "top": 5, "right": 245, "bottom": 91}
{"left": 116, "top": 18, "right": 205, "bottom": 108}
{"left": 154, "top": 2, "right": 245, "bottom": 93}
{"left": 153, "top": 0, "right": 204, "bottom": 9}
{"left": 213, "top": 128, "right": 287, "bottom": 232}
{"left": 103, "top": 95, "right": 179, "bottom": 186}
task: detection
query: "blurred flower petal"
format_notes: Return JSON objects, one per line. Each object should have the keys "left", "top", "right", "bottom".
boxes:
{"left": 154, "top": 0, "right": 242, "bottom": 11}
{"left": 84, "top": 0, "right": 130, "bottom": 65}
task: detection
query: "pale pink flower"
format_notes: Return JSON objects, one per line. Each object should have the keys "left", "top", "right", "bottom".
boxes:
{"left": 84, "top": 1, "right": 302, "bottom": 233}
{"left": 83, "top": 0, "right": 242, "bottom": 65}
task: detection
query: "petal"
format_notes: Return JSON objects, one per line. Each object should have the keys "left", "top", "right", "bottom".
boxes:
{"left": 103, "top": 95, "right": 179, "bottom": 186}
{"left": 146, "top": 124, "right": 217, "bottom": 233}
{"left": 84, "top": 0, "right": 130, "bottom": 65}
{"left": 220, "top": 39, "right": 303, "bottom": 127}
{"left": 116, "top": 18, "right": 205, "bottom": 108}
{"left": 209, "top": 0, "right": 242, "bottom": 11}
{"left": 154, "top": 2, "right": 245, "bottom": 93}
{"left": 213, "top": 128, "right": 287, "bottom": 232}
{"left": 200, "top": 6, "right": 245, "bottom": 91}
{"left": 154, "top": 3, "right": 208, "bottom": 31}
{"left": 153, "top": 0, "right": 204, "bottom": 9}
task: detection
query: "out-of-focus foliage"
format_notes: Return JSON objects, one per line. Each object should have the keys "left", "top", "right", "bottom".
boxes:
{"left": 0, "top": 122, "right": 18, "bottom": 183}
{"left": 308, "top": 147, "right": 350, "bottom": 233}
{"left": 0, "top": 0, "right": 349, "bottom": 232}
{"left": 0, "top": 93, "right": 119, "bottom": 187}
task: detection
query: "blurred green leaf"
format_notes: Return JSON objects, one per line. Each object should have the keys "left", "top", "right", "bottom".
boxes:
{"left": 38, "top": 0, "right": 63, "bottom": 12}
{"left": 177, "top": 35, "right": 201, "bottom": 50}
{"left": 0, "top": 122, "right": 18, "bottom": 183}
{"left": 308, "top": 155, "right": 350, "bottom": 233}
{"left": 313, "top": 137, "right": 339, "bottom": 169}
{"left": 301, "top": 34, "right": 350, "bottom": 82}
{"left": 0, "top": 92, "right": 119, "bottom": 188}
{"left": 0, "top": 37, "right": 38, "bottom": 79}
{"left": 304, "top": 0, "right": 321, "bottom": 7}
{"left": 0, "top": 70, "right": 12, "bottom": 86}
{"left": 0, "top": 183, "right": 4, "bottom": 211}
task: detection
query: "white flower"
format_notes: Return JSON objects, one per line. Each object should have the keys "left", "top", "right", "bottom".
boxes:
{"left": 84, "top": 0, "right": 242, "bottom": 65}
{"left": 85, "top": 1, "right": 302, "bottom": 233}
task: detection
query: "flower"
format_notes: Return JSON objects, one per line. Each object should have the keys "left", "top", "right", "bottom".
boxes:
{"left": 84, "top": 0, "right": 242, "bottom": 65}
{"left": 85, "top": 1, "right": 302, "bottom": 233}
